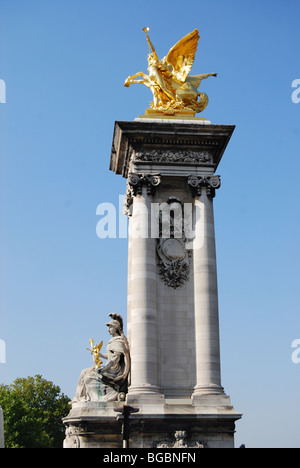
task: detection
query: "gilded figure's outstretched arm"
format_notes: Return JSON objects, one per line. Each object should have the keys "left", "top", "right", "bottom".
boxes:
{"left": 192, "top": 73, "right": 217, "bottom": 81}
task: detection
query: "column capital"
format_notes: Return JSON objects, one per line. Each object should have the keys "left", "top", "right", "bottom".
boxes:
{"left": 124, "top": 173, "right": 161, "bottom": 217}
{"left": 128, "top": 172, "right": 161, "bottom": 197}
{"left": 187, "top": 175, "right": 221, "bottom": 199}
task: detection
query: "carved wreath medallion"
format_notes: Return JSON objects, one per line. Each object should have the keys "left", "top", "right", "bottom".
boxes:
{"left": 157, "top": 238, "right": 190, "bottom": 289}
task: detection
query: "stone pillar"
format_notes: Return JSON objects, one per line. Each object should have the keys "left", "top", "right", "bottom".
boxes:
{"left": 126, "top": 173, "right": 164, "bottom": 402}
{"left": 108, "top": 121, "right": 241, "bottom": 446}
{"left": 62, "top": 120, "right": 242, "bottom": 449}
{"left": 0, "top": 406, "right": 4, "bottom": 448}
{"left": 188, "top": 175, "right": 227, "bottom": 402}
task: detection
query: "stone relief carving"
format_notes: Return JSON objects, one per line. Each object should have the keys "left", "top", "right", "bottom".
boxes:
{"left": 133, "top": 149, "right": 213, "bottom": 165}
{"left": 157, "top": 238, "right": 190, "bottom": 289}
{"left": 64, "top": 425, "right": 85, "bottom": 448}
{"left": 156, "top": 197, "right": 191, "bottom": 289}
{"left": 124, "top": 182, "right": 134, "bottom": 217}
{"left": 154, "top": 430, "right": 205, "bottom": 448}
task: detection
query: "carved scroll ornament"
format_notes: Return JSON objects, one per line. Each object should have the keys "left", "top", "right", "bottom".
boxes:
{"left": 188, "top": 175, "right": 221, "bottom": 198}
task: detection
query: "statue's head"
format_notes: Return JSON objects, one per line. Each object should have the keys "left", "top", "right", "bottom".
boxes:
{"left": 106, "top": 320, "right": 121, "bottom": 336}
{"left": 147, "top": 53, "right": 157, "bottom": 66}
{"left": 174, "top": 430, "right": 187, "bottom": 441}
{"left": 105, "top": 313, "right": 123, "bottom": 336}
{"left": 159, "top": 56, "right": 168, "bottom": 70}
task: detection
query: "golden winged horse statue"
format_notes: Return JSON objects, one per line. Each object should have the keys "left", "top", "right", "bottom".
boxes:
{"left": 124, "top": 28, "right": 217, "bottom": 117}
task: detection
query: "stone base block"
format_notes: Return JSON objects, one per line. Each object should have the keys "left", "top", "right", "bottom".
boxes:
{"left": 63, "top": 399, "right": 241, "bottom": 449}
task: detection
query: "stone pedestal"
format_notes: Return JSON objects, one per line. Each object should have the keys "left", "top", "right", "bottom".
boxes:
{"left": 63, "top": 119, "right": 241, "bottom": 448}
{"left": 63, "top": 399, "right": 238, "bottom": 448}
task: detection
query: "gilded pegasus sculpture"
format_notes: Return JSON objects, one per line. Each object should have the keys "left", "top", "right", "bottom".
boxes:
{"left": 124, "top": 27, "right": 217, "bottom": 117}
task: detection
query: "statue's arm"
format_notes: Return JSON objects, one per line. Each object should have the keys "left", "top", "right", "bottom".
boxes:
{"left": 99, "top": 352, "right": 108, "bottom": 359}
{"left": 192, "top": 72, "right": 217, "bottom": 81}
{"left": 102, "top": 351, "right": 121, "bottom": 372}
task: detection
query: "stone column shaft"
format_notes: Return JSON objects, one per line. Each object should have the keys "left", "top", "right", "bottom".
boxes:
{"left": 190, "top": 177, "right": 224, "bottom": 398}
{"left": 126, "top": 183, "right": 162, "bottom": 399}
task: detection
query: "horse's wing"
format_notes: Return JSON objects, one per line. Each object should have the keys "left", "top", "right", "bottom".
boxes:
{"left": 166, "top": 29, "right": 199, "bottom": 83}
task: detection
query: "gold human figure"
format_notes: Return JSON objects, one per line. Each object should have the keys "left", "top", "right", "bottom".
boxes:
{"left": 87, "top": 339, "right": 103, "bottom": 369}
{"left": 124, "top": 28, "right": 217, "bottom": 117}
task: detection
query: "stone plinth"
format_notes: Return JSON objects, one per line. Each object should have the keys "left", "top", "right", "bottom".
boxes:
{"left": 63, "top": 402, "right": 123, "bottom": 448}
{"left": 63, "top": 398, "right": 240, "bottom": 448}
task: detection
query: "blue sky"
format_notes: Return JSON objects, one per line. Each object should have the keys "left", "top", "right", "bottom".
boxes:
{"left": 0, "top": 0, "right": 300, "bottom": 448}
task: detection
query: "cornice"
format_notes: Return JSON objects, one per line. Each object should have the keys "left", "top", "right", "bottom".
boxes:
{"left": 110, "top": 121, "right": 235, "bottom": 178}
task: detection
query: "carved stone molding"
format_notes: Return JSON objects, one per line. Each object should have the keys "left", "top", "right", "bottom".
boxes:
{"left": 187, "top": 175, "right": 221, "bottom": 199}
{"left": 110, "top": 121, "right": 235, "bottom": 177}
{"left": 133, "top": 149, "right": 213, "bottom": 165}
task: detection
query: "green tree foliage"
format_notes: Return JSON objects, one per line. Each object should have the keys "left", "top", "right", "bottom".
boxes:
{"left": 0, "top": 375, "right": 71, "bottom": 448}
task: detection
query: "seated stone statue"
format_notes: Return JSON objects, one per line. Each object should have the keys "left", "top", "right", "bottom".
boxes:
{"left": 73, "top": 314, "right": 130, "bottom": 403}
